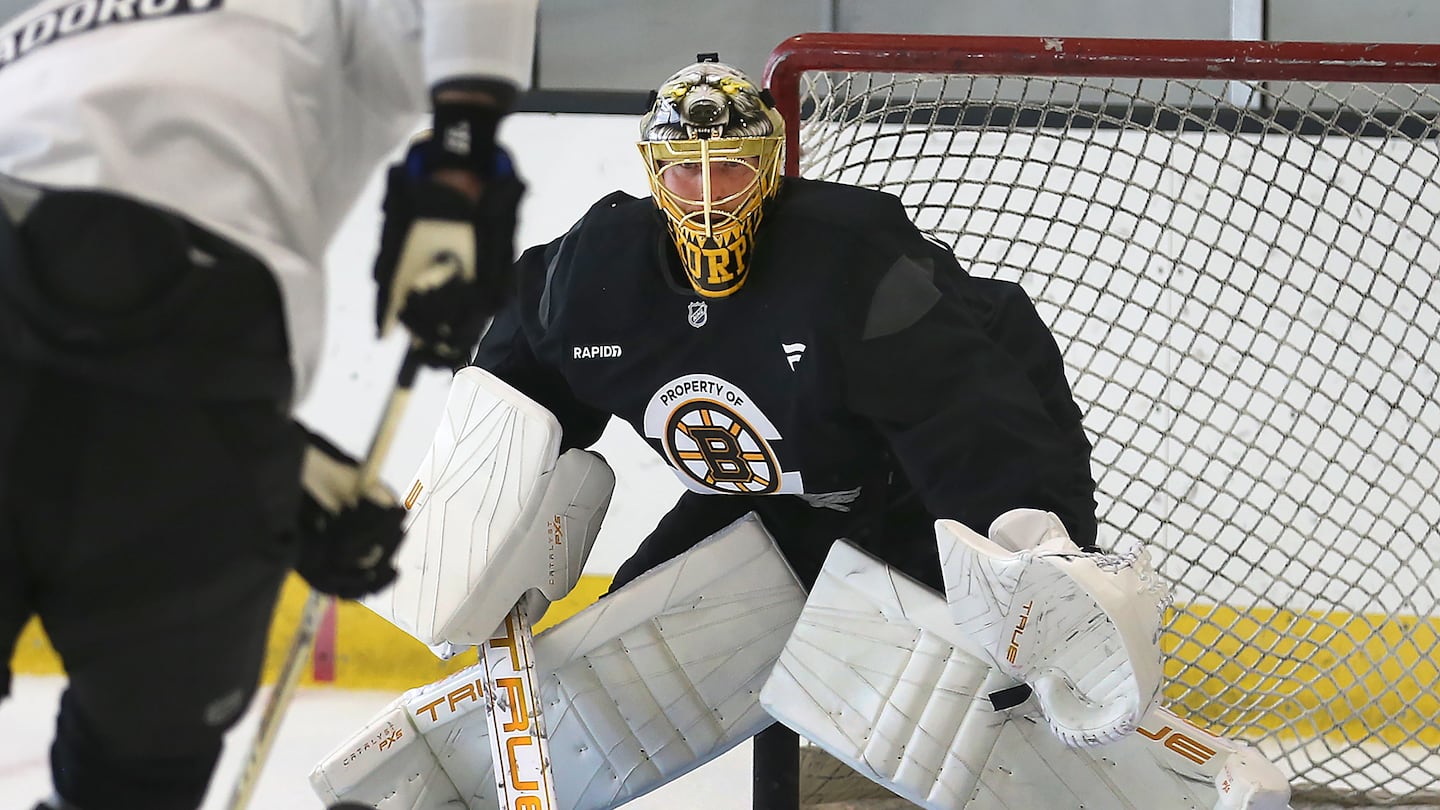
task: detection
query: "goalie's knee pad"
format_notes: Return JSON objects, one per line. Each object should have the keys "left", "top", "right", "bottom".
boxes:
{"left": 937, "top": 508, "right": 1170, "bottom": 745}
{"left": 312, "top": 513, "right": 807, "bottom": 810}
{"left": 362, "top": 367, "right": 615, "bottom": 653}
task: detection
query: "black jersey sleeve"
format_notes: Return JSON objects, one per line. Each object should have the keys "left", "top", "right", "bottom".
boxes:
{"left": 470, "top": 242, "right": 611, "bottom": 451}
{"left": 841, "top": 224, "right": 1100, "bottom": 549}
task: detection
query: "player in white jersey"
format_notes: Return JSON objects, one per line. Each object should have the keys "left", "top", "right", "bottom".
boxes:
{"left": 0, "top": 1, "right": 536, "bottom": 808}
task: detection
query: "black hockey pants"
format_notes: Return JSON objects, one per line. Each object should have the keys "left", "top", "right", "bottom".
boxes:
{"left": 608, "top": 488, "right": 945, "bottom": 595}
{"left": 0, "top": 179, "right": 304, "bottom": 810}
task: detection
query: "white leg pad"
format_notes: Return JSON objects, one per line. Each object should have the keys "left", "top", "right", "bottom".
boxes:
{"left": 306, "top": 693, "right": 465, "bottom": 808}
{"left": 762, "top": 540, "right": 1292, "bottom": 810}
{"left": 976, "top": 701, "right": 1293, "bottom": 810}
{"left": 938, "top": 510, "right": 1170, "bottom": 745}
{"left": 363, "top": 366, "right": 615, "bottom": 653}
{"left": 1132, "top": 706, "right": 1293, "bottom": 810}
{"left": 760, "top": 539, "right": 1003, "bottom": 807}
{"left": 312, "top": 513, "right": 807, "bottom": 810}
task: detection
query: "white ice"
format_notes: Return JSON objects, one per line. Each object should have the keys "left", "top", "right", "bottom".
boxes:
{"left": 0, "top": 675, "right": 752, "bottom": 810}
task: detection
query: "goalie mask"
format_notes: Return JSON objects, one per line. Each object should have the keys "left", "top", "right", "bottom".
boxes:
{"left": 639, "top": 55, "right": 785, "bottom": 298}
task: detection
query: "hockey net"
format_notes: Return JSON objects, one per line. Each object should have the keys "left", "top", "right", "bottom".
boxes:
{"left": 764, "top": 34, "right": 1440, "bottom": 807}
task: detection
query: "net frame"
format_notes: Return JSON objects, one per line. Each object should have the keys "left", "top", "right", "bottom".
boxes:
{"left": 763, "top": 33, "right": 1440, "bottom": 806}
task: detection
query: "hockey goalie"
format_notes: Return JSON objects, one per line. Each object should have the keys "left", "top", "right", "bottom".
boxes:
{"left": 310, "top": 52, "right": 1291, "bottom": 808}
{"left": 309, "top": 364, "right": 1291, "bottom": 810}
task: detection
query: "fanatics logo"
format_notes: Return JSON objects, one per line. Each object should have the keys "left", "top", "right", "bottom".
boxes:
{"left": 782, "top": 342, "right": 806, "bottom": 370}
{"left": 687, "top": 301, "right": 708, "bottom": 328}
{"left": 573, "top": 344, "right": 622, "bottom": 359}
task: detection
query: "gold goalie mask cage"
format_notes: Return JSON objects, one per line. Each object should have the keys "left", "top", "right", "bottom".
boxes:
{"left": 638, "top": 54, "right": 785, "bottom": 298}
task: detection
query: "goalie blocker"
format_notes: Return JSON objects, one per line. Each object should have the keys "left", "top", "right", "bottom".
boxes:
{"left": 759, "top": 531, "right": 1292, "bottom": 810}
{"left": 361, "top": 366, "right": 615, "bottom": 656}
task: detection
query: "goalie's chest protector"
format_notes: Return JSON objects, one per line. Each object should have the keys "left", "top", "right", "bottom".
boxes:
{"left": 527, "top": 183, "right": 898, "bottom": 503}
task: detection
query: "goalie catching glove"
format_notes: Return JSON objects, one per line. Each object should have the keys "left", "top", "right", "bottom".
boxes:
{"left": 938, "top": 509, "right": 1172, "bottom": 746}
{"left": 294, "top": 428, "right": 406, "bottom": 600}
{"left": 373, "top": 101, "right": 525, "bottom": 367}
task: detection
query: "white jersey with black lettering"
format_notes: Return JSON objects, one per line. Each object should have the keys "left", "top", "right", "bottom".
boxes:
{"left": 0, "top": 0, "right": 536, "bottom": 395}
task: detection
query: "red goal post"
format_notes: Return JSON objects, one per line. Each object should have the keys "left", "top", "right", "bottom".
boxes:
{"left": 764, "top": 33, "right": 1440, "bottom": 806}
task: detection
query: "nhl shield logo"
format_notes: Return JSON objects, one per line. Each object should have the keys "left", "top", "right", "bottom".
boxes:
{"left": 687, "top": 301, "right": 708, "bottom": 328}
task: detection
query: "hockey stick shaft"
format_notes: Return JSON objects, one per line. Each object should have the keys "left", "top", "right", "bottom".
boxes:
{"left": 480, "top": 601, "right": 559, "bottom": 810}
{"left": 223, "top": 588, "right": 328, "bottom": 810}
{"left": 357, "top": 349, "right": 421, "bottom": 491}
{"left": 224, "top": 347, "right": 423, "bottom": 810}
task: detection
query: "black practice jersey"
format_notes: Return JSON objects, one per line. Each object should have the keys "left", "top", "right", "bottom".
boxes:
{"left": 473, "top": 178, "right": 1097, "bottom": 588}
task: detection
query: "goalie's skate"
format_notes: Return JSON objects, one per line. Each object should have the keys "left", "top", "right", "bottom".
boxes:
{"left": 938, "top": 509, "right": 1171, "bottom": 746}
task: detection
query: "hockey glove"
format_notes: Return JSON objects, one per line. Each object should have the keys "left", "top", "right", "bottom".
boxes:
{"left": 373, "top": 103, "right": 524, "bottom": 368}
{"left": 938, "top": 509, "right": 1171, "bottom": 746}
{"left": 294, "top": 429, "right": 407, "bottom": 600}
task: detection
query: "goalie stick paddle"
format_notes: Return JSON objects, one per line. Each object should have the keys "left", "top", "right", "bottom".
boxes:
{"left": 224, "top": 348, "right": 423, "bottom": 810}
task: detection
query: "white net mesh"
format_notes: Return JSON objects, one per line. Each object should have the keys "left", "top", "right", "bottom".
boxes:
{"left": 768, "top": 36, "right": 1440, "bottom": 807}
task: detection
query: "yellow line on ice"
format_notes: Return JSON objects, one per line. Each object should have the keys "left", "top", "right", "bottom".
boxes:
{"left": 10, "top": 573, "right": 615, "bottom": 693}
{"left": 1163, "top": 603, "right": 1439, "bottom": 748}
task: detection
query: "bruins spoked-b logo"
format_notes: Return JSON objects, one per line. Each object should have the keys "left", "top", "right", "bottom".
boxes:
{"left": 644, "top": 373, "right": 803, "bottom": 495}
